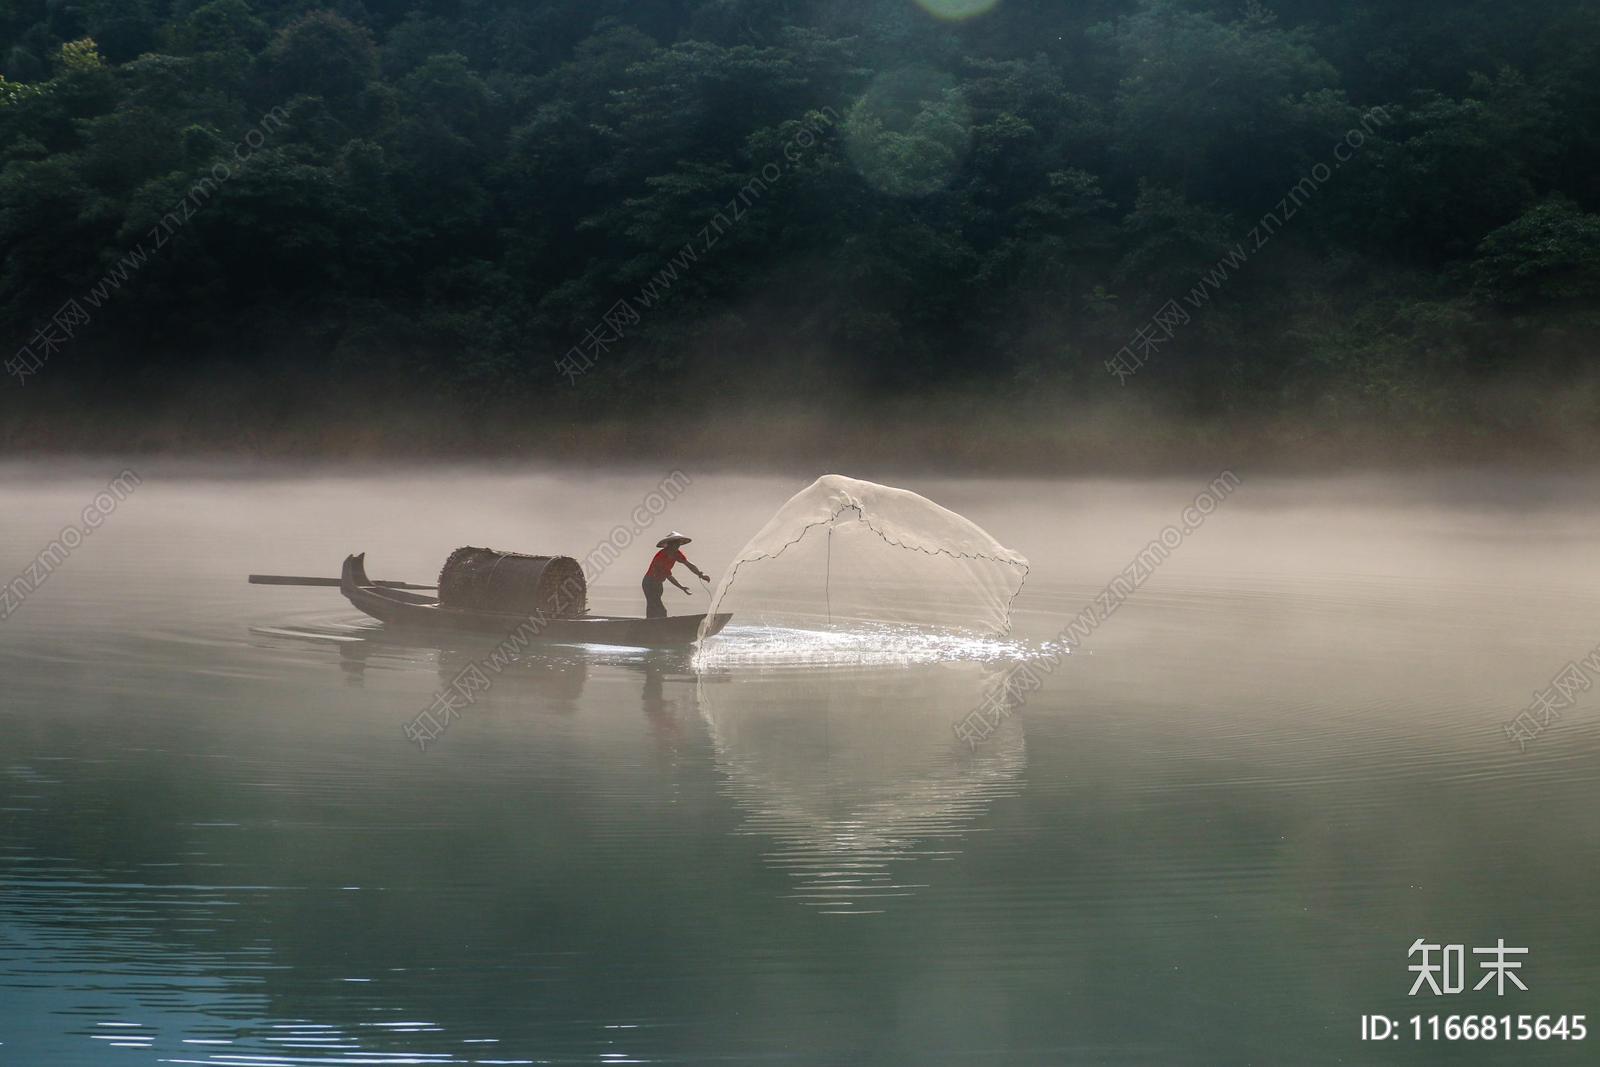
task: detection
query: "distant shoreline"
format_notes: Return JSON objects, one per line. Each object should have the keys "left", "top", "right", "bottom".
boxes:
{"left": 6, "top": 394, "right": 1600, "bottom": 475}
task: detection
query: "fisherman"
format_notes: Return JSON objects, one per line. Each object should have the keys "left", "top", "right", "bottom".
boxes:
{"left": 642, "top": 532, "right": 710, "bottom": 619}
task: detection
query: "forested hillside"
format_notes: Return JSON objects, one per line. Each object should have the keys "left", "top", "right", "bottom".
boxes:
{"left": 2, "top": 0, "right": 1598, "bottom": 448}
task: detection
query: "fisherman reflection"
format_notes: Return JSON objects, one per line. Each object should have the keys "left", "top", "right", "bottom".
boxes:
{"left": 628, "top": 649, "right": 695, "bottom": 753}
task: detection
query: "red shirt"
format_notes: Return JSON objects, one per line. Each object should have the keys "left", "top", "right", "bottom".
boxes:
{"left": 645, "top": 547, "right": 687, "bottom": 581}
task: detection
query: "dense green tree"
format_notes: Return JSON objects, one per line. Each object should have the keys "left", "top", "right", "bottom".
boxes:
{"left": 177, "top": 0, "right": 271, "bottom": 57}
{"left": 1471, "top": 198, "right": 1600, "bottom": 306}
{"left": 1096, "top": 1, "right": 1352, "bottom": 210}
{"left": 262, "top": 9, "right": 378, "bottom": 104}
{"left": 0, "top": 0, "right": 1595, "bottom": 423}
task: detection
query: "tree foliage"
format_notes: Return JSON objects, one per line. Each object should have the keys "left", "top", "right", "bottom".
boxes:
{"left": 0, "top": 0, "right": 1595, "bottom": 417}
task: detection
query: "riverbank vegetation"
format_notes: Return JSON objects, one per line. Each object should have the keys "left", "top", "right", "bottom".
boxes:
{"left": 2, "top": 1, "right": 1598, "bottom": 461}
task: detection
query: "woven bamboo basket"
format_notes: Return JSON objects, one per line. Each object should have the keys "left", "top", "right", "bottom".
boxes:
{"left": 437, "top": 547, "right": 587, "bottom": 617}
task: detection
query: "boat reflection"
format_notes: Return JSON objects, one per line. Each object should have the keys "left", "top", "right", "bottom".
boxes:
{"left": 437, "top": 646, "right": 589, "bottom": 710}
{"left": 255, "top": 621, "right": 591, "bottom": 706}
{"left": 697, "top": 662, "right": 1026, "bottom": 913}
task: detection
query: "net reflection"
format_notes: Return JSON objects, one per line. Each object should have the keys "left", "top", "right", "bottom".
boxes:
{"left": 698, "top": 662, "right": 1025, "bottom": 914}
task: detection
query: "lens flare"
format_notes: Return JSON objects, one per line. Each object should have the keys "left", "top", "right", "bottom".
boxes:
{"left": 915, "top": 0, "right": 1002, "bottom": 19}
{"left": 842, "top": 69, "right": 973, "bottom": 198}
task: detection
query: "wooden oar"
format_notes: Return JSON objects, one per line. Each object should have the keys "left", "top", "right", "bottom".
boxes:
{"left": 249, "top": 574, "right": 436, "bottom": 590}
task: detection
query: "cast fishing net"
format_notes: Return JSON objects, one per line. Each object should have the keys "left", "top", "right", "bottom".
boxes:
{"left": 698, "top": 475, "right": 1029, "bottom": 647}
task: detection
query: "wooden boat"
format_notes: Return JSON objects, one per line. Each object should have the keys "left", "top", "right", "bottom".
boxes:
{"left": 337, "top": 553, "right": 729, "bottom": 647}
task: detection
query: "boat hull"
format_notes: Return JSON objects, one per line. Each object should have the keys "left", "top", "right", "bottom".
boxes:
{"left": 339, "top": 554, "right": 728, "bottom": 648}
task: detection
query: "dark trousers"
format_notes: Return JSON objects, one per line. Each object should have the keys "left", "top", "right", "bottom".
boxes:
{"left": 642, "top": 576, "right": 667, "bottom": 618}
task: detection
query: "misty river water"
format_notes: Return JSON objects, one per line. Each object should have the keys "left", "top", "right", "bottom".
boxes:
{"left": 2, "top": 462, "right": 1598, "bottom": 1065}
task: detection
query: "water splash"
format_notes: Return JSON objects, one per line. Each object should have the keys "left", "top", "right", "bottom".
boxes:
{"left": 693, "top": 622, "right": 1033, "bottom": 669}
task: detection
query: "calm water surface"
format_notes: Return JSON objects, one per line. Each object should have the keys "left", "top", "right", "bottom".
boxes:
{"left": 2, "top": 462, "right": 1598, "bottom": 1065}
